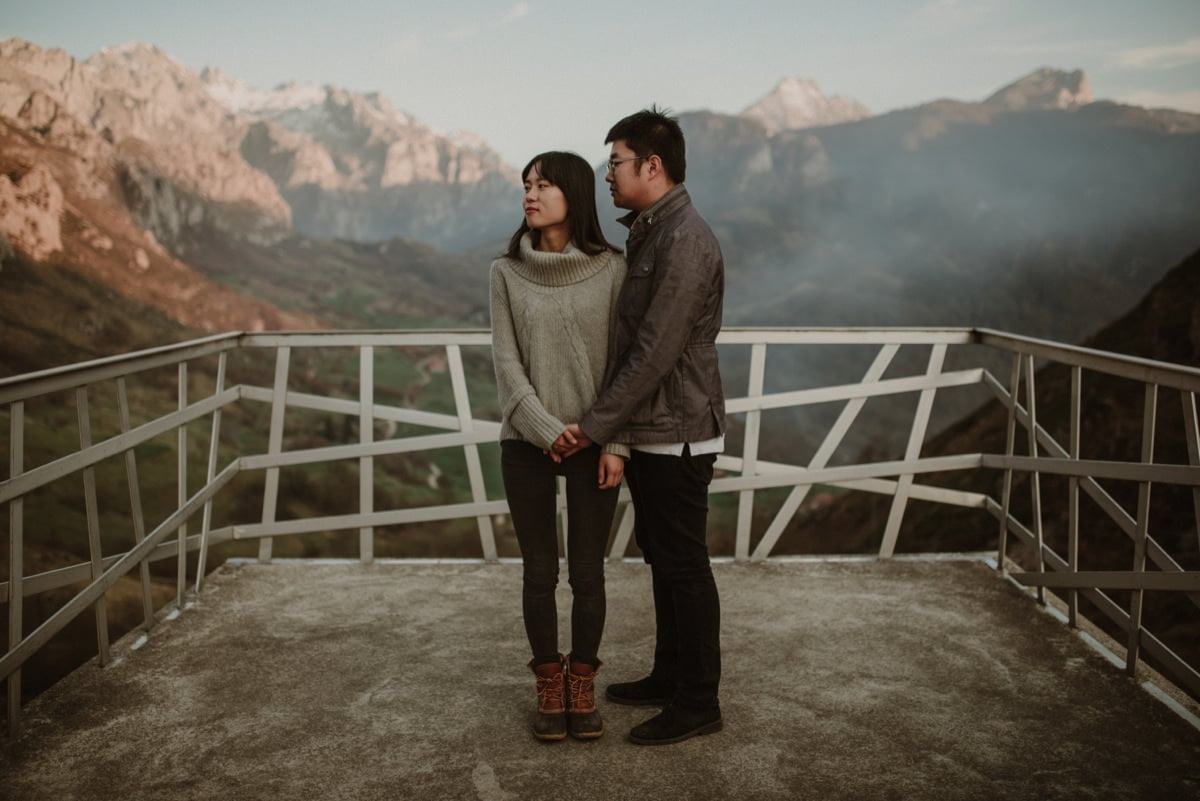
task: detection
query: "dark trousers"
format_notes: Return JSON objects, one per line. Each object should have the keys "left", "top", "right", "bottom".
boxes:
{"left": 501, "top": 440, "right": 619, "bottom": 666}
{"left": 625, "top": 446, "right": 722, "bottom": 711}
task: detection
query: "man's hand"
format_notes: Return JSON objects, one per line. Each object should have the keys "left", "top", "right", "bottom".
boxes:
{"left": 597, "top": 452, "right": 625, "bottom": 489}
{"left": 551, "top": 423, "right": 593, "bottom": 459}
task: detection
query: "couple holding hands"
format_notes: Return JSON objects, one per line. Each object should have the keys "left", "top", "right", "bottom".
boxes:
{"left": 490, "top": 108, "right": 726, "bottom": 746}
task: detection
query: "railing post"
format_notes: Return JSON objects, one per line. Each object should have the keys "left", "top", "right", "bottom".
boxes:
{"left": 996, "top": 353, "right": 1022, "bottom": 571}
{"left": 1023, "top": 354, "right": 1045, "bottom": 604}
{"left": 446, "top": 344, "right": 497, "bottom": 561}
{"left": 176, "top": 362, "right": 188, "bottom": 608}
{"left": 196, "top": 353, "right": 227, "bottom": 592}
{"left": 1068, "top": 366, "right": 1081, "bottom": 627}
{"left": 359, "top": 346, "right": 375, "bottom": 565}
{"left": 751, "top": 343, "right": 899, "bottom": 561}
{"left": 1126, "top": 383, "right": 1157, "bottom": 676}
{"left": 735, "top": 343, "right": 766, "bottom": 561}
{"left": 879, "top": 344, "right": 946, "bottom": 558}
{"left": 116, "top": 378, "right": 154, "bottom": 631}
{"left": 607, "top": 502, "right": 635, "bottom": 562}
{"left": 258, "top": 347, "right": 291, "bottom": 564}
{"left": 76, "top": 388, "right": 110, "bottom": 666}
{"left": 7, "top": 401, "right": 24, "bottom": 737}
{"left": 557, "top": 476, "right": 568, "bottom": 558}
{"left": 1184, "top": 391, "right": 1200, "bottom": 554}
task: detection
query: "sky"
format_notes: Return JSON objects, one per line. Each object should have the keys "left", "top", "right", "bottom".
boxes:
{"left": 4, "top": 1, "right": 1200, "bottom": 169}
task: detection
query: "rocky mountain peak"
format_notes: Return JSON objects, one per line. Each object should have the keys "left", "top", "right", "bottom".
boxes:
{"left": 92, "top": 40, "right": 179, "bottom": 68}
{"left": 983, "top": 67, "right": 1092, "bottom": 111}
{"left": 740, "top": 77, "right": 872, "bottom": 135}
{"left": 0, "top": 38, "right": 98, "bottom": 123}
{"left": 84, "top": 41, "right": 237, "bottom": 143}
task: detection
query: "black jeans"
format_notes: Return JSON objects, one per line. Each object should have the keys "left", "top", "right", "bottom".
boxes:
{"left": 501, "top": 440, "right": 619, "bottom": 666}
{"left": 624, "top": 446, "right": 721, "bottom": 711}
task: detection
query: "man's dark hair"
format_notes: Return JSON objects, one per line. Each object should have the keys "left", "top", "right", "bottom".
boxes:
{"left": 605, "top": 105, "right": 686, "bottom": 184}
{"left": 504, "top": 151, "right": 620, "bottom": 260}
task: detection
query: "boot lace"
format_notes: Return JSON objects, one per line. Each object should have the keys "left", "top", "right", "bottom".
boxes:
{"left": 568, "top": 670, "right": 596, "bottom": 713}
{"left": 535, "top": 672, "right": 564, "bottom": 711}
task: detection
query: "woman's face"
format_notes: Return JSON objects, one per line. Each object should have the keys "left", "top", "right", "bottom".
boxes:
{"left": 523, "top": 163, "right": 569, "bottom": 231}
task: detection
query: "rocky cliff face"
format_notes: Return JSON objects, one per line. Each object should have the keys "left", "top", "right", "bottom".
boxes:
{"left": 0, "top": 59, "right": 313, "bottom": 336}
{"left": 0, "top": 38, "right": 292, "bottom": 249}
{"left": 0, "top": 36, "right": 513, "bottom": 337}
{"left": 202, "top": 69, "right": 519, "bottom": 249}
{"left": 0, "top": 161, "right": 63, "bottom": 261}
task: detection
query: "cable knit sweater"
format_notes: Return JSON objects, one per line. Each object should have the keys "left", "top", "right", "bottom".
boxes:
{"left": 490, "top": 233, "right": 629, "bottom": 457}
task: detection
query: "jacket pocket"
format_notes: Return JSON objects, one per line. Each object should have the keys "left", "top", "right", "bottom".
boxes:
{"left": 619, "top": 253, "right": 656, "bottom": 321}
{"left": 682, "top": 341, "right": 724, "bottom": 430}
{"left": 627, "top": 372, "right": 677, "bottom": 430}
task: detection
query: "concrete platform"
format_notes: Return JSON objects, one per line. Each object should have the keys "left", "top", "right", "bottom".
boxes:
{"left": 2, "top": 558, "right": 1199, "bottom": 800}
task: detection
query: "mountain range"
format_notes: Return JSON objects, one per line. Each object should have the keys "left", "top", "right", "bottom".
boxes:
{"left": 3, "top": 36, "right": 1199, "bottom": 393}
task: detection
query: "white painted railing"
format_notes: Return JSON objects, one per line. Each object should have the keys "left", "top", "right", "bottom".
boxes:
{"left": 1, "top": 327, "right": 1198, "bottom": 736}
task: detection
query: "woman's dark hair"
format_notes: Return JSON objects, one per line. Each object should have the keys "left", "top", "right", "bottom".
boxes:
{"left": 504, "top": 151, "right": 620, "bottom": 260}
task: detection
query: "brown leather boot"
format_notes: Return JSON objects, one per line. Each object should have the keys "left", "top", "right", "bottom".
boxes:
{"left": 529, "top": 656, "right": 567, "bottom": 741}
{"left": 567, "top": 659, "right": 603, "bottom": 739}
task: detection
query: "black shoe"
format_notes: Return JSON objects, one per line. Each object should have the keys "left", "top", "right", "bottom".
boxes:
{"left": 605, "top": 675, "right": 674, "bottom": 706}
{"left": 628, "top": 704, "right": 722, "bottom": 746}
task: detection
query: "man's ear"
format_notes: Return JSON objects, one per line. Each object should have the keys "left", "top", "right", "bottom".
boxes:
{"left": 645, "top": 154, "right": 663, "bottom": 179}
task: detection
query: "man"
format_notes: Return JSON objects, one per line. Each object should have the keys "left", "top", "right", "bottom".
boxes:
{"left": 553, "top": 107, "right": 726, "bottom": 746}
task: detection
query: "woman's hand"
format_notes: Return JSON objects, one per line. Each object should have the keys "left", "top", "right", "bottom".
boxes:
{"left": 598, "top": 453, "right": 625, "bottom": 489}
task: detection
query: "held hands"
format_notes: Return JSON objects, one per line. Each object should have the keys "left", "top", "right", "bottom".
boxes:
{"left": 542, "top": 424, "right": 622, "bottom": 486}
{"left": 550, "top": 423, "right": 592, "bottom": 460}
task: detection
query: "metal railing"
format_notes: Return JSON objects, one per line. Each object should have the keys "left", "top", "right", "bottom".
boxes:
{"left": 2, "top": 327, "right": 1198, "bottom": 737}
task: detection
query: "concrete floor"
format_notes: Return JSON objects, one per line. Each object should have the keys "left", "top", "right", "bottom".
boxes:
{"left": 2, "top": 558, "right": 1199, "bottom": 801}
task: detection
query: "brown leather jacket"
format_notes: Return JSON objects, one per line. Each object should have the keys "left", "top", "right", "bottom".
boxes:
{"left": 580, "top": 185, "right": 726, "bottom": 445}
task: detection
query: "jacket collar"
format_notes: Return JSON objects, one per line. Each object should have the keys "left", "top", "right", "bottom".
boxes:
{"left": 617, "top": 184, "right": 691, "bottom": 232}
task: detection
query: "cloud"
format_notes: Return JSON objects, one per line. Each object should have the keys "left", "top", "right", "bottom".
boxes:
{"left": 1116, "top": 37, "right": 1200, "bottom": 70}
{"left": 503, "top": 2, "right": 531, "bottom": 23}
{"left": 1116, "top": 89, "right": 1200, "bottom": 113}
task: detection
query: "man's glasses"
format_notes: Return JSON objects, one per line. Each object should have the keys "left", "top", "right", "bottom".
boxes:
{"left": 606, "top": 155, "right": 647, "bottom": 173}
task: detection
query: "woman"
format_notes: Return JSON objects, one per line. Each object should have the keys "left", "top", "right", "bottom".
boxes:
{"left": 490, "top": 151, "right": 628, "bottom": 741}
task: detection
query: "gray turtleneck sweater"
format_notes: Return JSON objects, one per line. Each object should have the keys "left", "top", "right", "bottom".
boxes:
{"left": 490, "top": 233, "right": 629, "bottom": 457}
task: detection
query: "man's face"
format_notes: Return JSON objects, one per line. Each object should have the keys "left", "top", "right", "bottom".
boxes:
{"left": 605, "top": 139, "right": 650, "bottom": 211}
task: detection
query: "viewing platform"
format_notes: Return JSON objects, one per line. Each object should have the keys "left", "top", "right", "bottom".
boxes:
{"left": 4, "top": 557, "right": 1199, "bottom": 801}
{"left": 2, "top": 326, "right": 1199, "bottom": 799}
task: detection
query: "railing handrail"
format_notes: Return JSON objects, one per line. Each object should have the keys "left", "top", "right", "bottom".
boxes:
{"left": 5, "top": 326, "right": 1197, "bottom": 403}
{"left": 974, "top": 328, "right": 1200, "bottom": 390}
{"left": 0, "top": 332, "right": 243, "bottom": 405}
